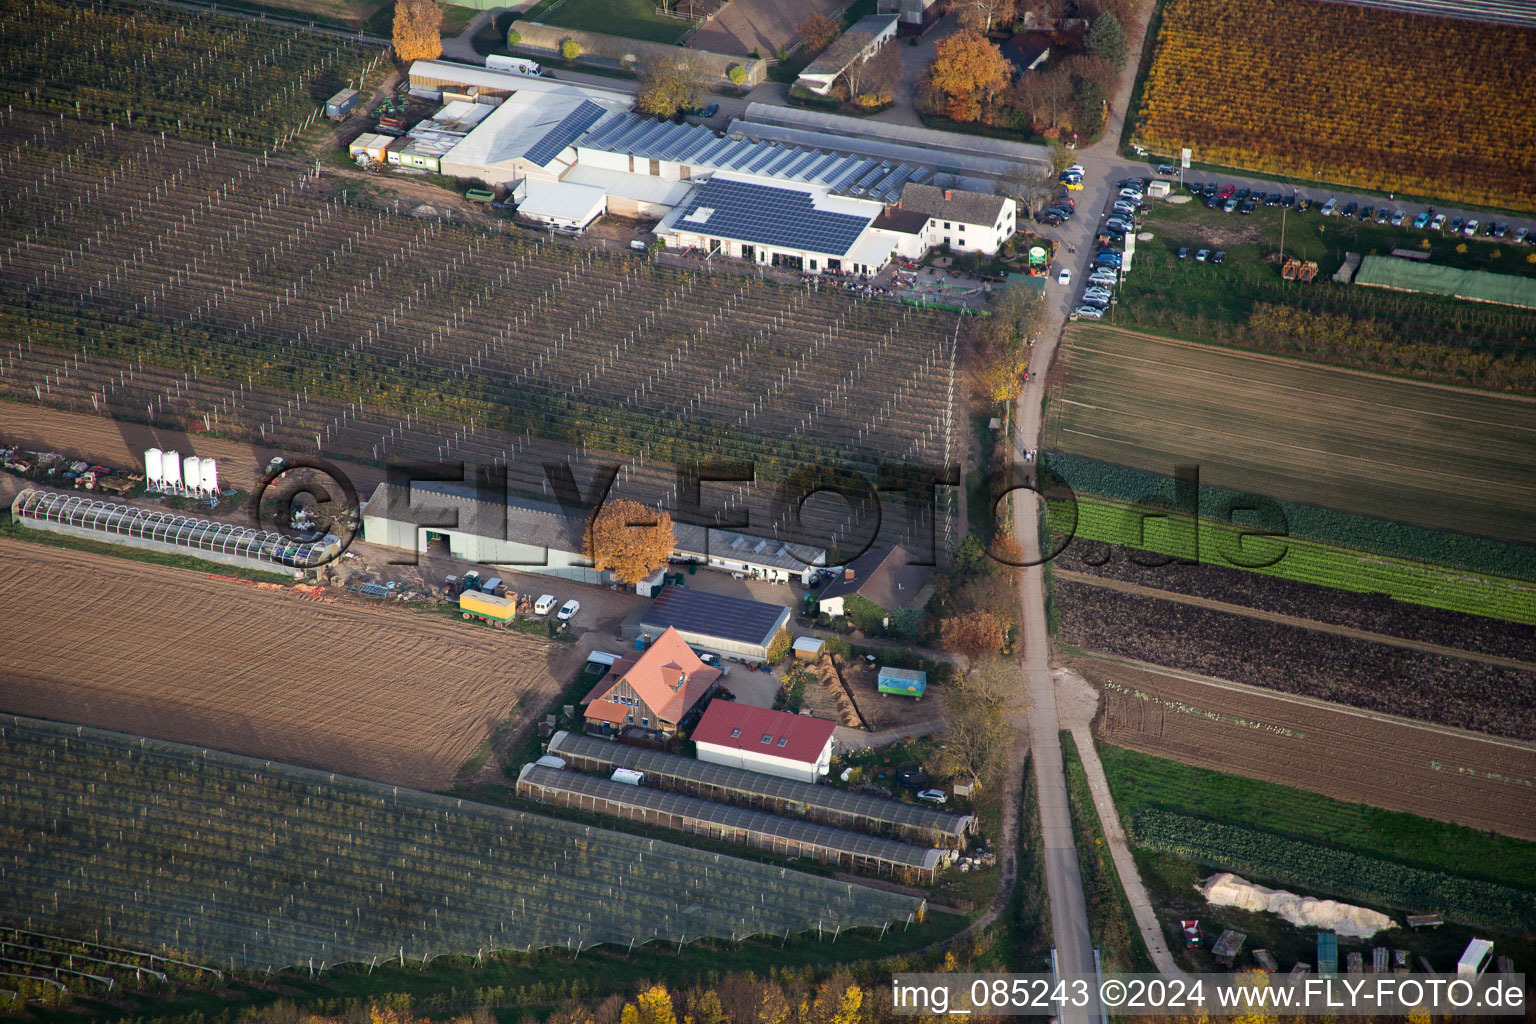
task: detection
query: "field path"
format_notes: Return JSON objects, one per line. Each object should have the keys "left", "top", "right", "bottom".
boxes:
{"left": 1055, "top": 570, "right": 1536, "bottom": 672}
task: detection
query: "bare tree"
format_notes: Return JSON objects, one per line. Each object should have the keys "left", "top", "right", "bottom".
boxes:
{"left": 954, "top": 0, "right": 1017, "bottom": 34}
{"left": 835, "top": 33, "right": 878, "bottom": 98}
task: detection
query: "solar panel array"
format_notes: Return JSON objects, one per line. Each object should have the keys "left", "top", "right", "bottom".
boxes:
{"left": 577, "top": 113, "right": 931, "bottom": 202}
{"left": 518, "top": 764, "right": 945, "bottom": 869}
{"left": 666, "top": 177, "right": 873, "bottom": 257}
{"left": 547, "top": 731, "right": 974, "bottom": 838}
{"left": 523, "top": 100, "right": 607, "bottom": 167}
{"left": 639, "top": 585, "right": 789, "bottom": 646}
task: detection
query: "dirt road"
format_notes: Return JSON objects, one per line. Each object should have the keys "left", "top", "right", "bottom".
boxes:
{"left": 0, "top": 536, "right": 579, "bottom": 789}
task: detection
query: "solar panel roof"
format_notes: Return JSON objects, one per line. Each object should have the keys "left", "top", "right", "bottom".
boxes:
{"left": 667, "top": 177, "right": 875, "bottom": 257}
{"left": 519, "top": 764, "right": 944, "bottom": 869}
{"left": 523, "top": 100, "right": 606, "bottom": 167}
{"left": 548, "top": 732, "right": 973, "bottom": 836}
{"left": 639, "top": 585, "right": 789, "bottom": 647}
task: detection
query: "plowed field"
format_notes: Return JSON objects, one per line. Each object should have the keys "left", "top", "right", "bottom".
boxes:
{"left": 0, "top": 537, "right": 570, "bottom": 788}
{"left": 1077, "top": 653, "right": 1536, "bottom": 842}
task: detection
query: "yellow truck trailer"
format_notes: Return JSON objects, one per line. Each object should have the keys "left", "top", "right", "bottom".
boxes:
{"left": 459, "top": 589, "right": 517, "bottom": 626}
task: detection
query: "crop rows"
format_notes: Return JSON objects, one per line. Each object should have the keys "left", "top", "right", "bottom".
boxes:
{"left": 1054, "top": 580, "right": 1536, "bottom": 741}
{"left": 0, "top": 0, "right": 382, "bottom": 150}
{"left": 1133, "top": 0, "right": 1536, "bottom": 211}
{"left": 0, "top": 716, "right": 922, "bottom": 974}
{"left": 1052, "top": 545, "right": 1536, "bottom": 663}
{"left": 1128, "top": 808, "right": 1536, "bottom": 935}
{"left": 0, "top": 111, "right": 959, "bottom": 550}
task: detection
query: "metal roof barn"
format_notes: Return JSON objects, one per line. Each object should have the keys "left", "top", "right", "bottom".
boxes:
{"left": 634, "top": 586, "right": 791, "bottom": 662}
{"left": 547, "top": 730, "right": 975, "bottom": 847}
{"left": 11, "top": 489, "right": 336, "bottom": 572}
{"left": 517, "top": 763, "right": 951, "bottom": 882}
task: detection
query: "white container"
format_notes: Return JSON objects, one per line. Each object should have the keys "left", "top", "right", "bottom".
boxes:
{"left": 184, "top": 455, "right": 201, "bottom": 494}
{"left": 161, "top": 450, "right": 182, "bottom": 489}
{"left": 611, "top": 768, "right": 645, "bottom": 786}
{"left": 144, "top": 448, "right": 164, "bottom": 487}
{"left": 199, "top": 457, "right": 218, "bottom": 495}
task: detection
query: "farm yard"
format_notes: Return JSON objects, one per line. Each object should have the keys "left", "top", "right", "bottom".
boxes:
{"left": 0, "top": 109, "right": 959, "bottom": 555}
{"left": 1056, "top": 580, "right": 1536, "bottom": 740}
{"left": 0, "top": 0, "right": 383, "bottom": 149}
{"left": 1093, "top": 737, "right": 1536, "bottom": 975}
{"left": 1132, "top": 0, "right": 1536, "bottom": 212}
{"left": 1112, "top": 200, "right": 1536, "bottom": 394}
{"left": 1044, "top": 327, "right": 1536, "bottom": 547}
{"left": 1052, "top": 543, "right": 1536, "bottom": 663}
{"left": 0, "top": 716, "right": 923, "bottom": 987}
{"left": 0, "top": 537, "right": 576, "bottom": 789}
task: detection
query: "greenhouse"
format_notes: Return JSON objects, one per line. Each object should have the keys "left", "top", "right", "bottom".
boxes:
{"left": 11, "top": 489, "right": 338, "bottom": 571}
{"left": 517, "top": 763, "right": 953, "bottom": 883}
{"left": 547, "top": 731, "right": 975, "bottom": 848}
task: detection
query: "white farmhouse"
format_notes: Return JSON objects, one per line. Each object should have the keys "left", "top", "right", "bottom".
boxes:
{"left": 691, "top": 702, "right": 836, "bottom": 783}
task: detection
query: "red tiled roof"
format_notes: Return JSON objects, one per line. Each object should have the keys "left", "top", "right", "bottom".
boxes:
{"left": 691, "top": 702, "right": 835, "bottom": 766}
{"left": 582, "top": 626, "right": 719, "bottom": 724}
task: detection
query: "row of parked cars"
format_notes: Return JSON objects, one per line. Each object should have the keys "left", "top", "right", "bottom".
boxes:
{"left": 1182, "top": 179, "right": 1534, "bottom": 243}
{"left": 1068, "top": 176, "right": 1147, "bottom": 321}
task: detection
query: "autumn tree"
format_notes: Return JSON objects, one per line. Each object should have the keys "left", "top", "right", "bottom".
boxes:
{"left": 561, "top": 38, "right": 583, "bottom": 60}
{"left": 1085, "top": 12, "right": 1128, "bottom": 66}
{"left": 637, "top": 54, "right": 709, "bottom": 117}
{"left": 940, "top": 610, "right": 1006, "bottom": 660}
{"left": 585, "top": 499, "right": 675, "bottom": 584}
{"left": 392, "top": 0, "right": 442, "bottom": 61}
{"left": 926, "top": 31, "right": 1013, "bottom": 123}
{"left": 686, "top": 989, "right": 728, "bottom": 1024}
{"left": 932, "top": 681, "right": 1010, "bottom": 786}
{"left": 798, "top": 12, "right": 840, "bottom": 52}
{"left": 954, "top": 0, "right": 1016, "bottom": 35}
{"left": 620, "top": 985, "right": 677, "bottom": 1024}
{"left": 766, "top": 627, "right": 793, "bottom": 663}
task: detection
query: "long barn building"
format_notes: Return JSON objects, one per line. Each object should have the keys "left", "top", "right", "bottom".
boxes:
{"left": 516, "top": 763, "right": 952, "bottom": 883}
{"left": 546, "top": 730, "right": 975, "bottom": 848}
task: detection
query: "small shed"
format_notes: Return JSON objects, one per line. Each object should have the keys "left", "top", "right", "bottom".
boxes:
{"left": 635, "top": 567, "right": 666, "bottom": 597}
{"left": 951, "top": 775, "right": 975, "bottom": 797}
{"left": 792, "top": 636, "right": 825, "bottom": 661}
{"left": 347, "top": 132, "right": 394, "bottom": 163}
{"left": 325, "top": 88, "right": 360, "bottom": 119}
{"left": 877, "top": 666, "right": 926, "bottom": 697}
{"left": 1458, "top": 938, "right": 1494, "bottom": 977}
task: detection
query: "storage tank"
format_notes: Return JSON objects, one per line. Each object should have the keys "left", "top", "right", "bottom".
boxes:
{"left": 184, "top": 455, "right": 201, "bottom": 495}
{"left": 199, "top": 457, "right": 218, "bottom": 495}
{"left": 144, "top": 448, "right": 164, "bottom": 487}
{"left": 161, "top": 450, "right": 182, "bottom": 490}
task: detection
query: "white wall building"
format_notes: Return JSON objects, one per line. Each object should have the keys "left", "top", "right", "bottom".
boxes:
{"left": 691, "top": 701, "right": 837, "bottom": 783}
{"left": 794, "top": 15, "right": 899, "bottom": 96}
{"left": 896, "top": 182, "right": 1017, "bottom": 254}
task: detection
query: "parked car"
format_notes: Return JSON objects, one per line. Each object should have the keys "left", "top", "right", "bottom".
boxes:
{"left": 1234, "top": 187, "right": 1251, "bottom": 202}
{"left": 1343, "top": 201, "right": 1358, "bottom": 217}
{"left": 1413, "top": 212, "right": 1430, "bottom": 229}
{"left": 1463, "top": 219, "right": 1479, "bottom": 236}
{"left": 1089, "top": 274, "right": 1118, "bottom": 288}
{"left": 1223, "top": 198, "right": 1239, "bottom": 213}
{"left": 557, "top": 599, "right": 580, "bottom": 621}
{"left": 1080, "top": 297, "right": 1109, "bottom": 310}
{"left": 1320, "top": 198, "right": 1338, "bottom": 216}
{"left": 1212, "top": 251, "right": 1227, "bottom": 264}
{"left": 1187, "top": 180, "right": 1204, "bottom": 193}
{"left": 1062, "top": 178, "right": 1084, "bottom": 191}
{"left": 1481, "top": 220, "right": 1495, "bottom": 236}
{"left": 1516, "top": 227, "right": 1531, "bottom": 244}
{"left": 1195, "top": 249, "right": 1211, "bottom": 262}
{"left": 1430, "top": 213, "right": 1446, "bottom": 231}
{"left": 1217, "top": 184, "right": 1236, "bottom": 200}
{"left": 917, "top": 789, "right": 948, "bottom": 804}
{"left": 1057, "top": 268, "right": 1072, "bottom": 285}
{"left": 1202, "top": 183, "right": 1218, "bottom": 197}
{"left": 1071, "top": 305, "right": 1104, "bottom": 321}
{"left": 1267, "top": 193, "right": 1283, "bottom": 206}
{"left": 1360, "top": 205, "right": 1374, "bottom": 221}
{"left": 1494, "top": 222, "right": 1509, "bottom": 238}
{"left": 1282, "top": 194, "right": 1296, "bottom": 209}
{"left": 1239, "top": 199, "right": 1257, "bottom": 214}
{"left": 1177, "top": 247, "right": 1190, "bottom": 259}
{"left": 1390, "top": 209, "right": 1406, "bottom": 225}
{"left": 1375, "top": 207, "right": 1387, "bottom": 223}
{"left": 1451, "top": 217, "right": 1464, "bottom": 233}
{"left": 1155, "top": 164, "right": 1175, "bottom": 176}
{"left": 533, "top": 594, "right": 557, "bottom": 615}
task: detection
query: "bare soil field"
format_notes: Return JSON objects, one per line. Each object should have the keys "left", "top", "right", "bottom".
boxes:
{"left": 0, "top": 537, "right": 576, "bottom": 789}
{"left": 1045, "top": 327, "right": 1536, "bottom": 544}
{"left": 1075, "top": 653, "right": 1536, "bottom": 842}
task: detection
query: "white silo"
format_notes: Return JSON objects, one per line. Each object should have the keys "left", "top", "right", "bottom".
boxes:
{"left": 199, "top": 457, "right": 218, "bottom": 496}
{"left": 145, "top": 448, "right": 164, "bottom": 488}
{"left": 183, "top": 455, "right": 201, "bottom": 495}
{"left": 162, "top": 450, "right": 182, "bottom": 491}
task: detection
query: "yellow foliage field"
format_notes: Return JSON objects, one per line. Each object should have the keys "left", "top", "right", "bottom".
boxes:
{"left": 1132, "top": 0, "right": 1536, "bottom": 211}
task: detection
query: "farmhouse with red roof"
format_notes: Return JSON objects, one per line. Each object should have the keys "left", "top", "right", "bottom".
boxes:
{"left": 581, "top": 626, "right": 720, "bottom": 736}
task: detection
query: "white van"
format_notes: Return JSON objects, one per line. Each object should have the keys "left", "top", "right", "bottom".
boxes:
{"left": 533, "top": 593, "right": 557, "bottom": 615}
{"left": 486, "top": 55, "right": 543, "bottom": 77}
